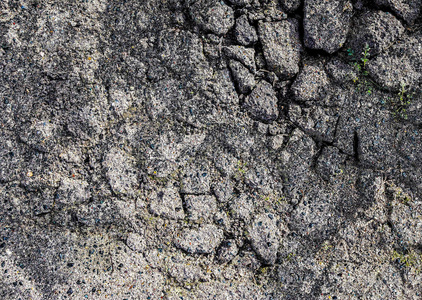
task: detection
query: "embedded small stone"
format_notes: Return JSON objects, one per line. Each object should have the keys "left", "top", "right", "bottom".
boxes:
{"left": 175, "top": 224, "right": 224, "bottom": 254}
{"left": 235, "top": 15, "right": 258, "bottom": 46}
{"left": 148, "top": 187, "right": 185, "bottom": 220}
{"left": 249, "top": 214, "right": 280, "bottom": 265}
{"left": 190, "top": 0, "right": 235, "bottom": 35}
{"left": 258, "top": 20, "right": 301, "bottom": 79}
{"left": 244, "top": 81, "right": 279, "bottom": 122}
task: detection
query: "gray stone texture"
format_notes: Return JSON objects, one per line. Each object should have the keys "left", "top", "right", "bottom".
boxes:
{"left": 291, "top": 63, "right": 330, "bottom": 101}
{"left": 249, "top": 213, "right": 280, "bottom": 265}
{"left": 2, "top": 0, "right": 422, "bottom": 298}
{"left": 189, "top": 0, "right": 235, "bottom": 35}
{"left": 229, "top": 60, "right": 256, "bottom": 94}
{"left": 258, "top": 20, "right": 301, "bottom": 79}
{"left": 244, "top": 80, "right": 279, "bottom": 122}
{"left": 235, "top": 14, "right": 258, "bottom": 46}
{"left": 304, "top": 0, "right": 353, "bottom": 53}
{"left": 375, "top": 0, "right": 422, "bottom": 24}
{"left": 348, "top": 10, "right": 405, "bottom": 56}
{"left": 175, "top": 224, "right": 224, "bottom": 254}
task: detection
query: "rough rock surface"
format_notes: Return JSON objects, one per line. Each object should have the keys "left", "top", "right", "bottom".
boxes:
{"left": 175, "top": 224, "right": 224, "bottom": 254}
{"left": 280, "top": 0, "right": 302, "bottom": 13}
{"left": 249, "top": 213, "right": 280, "bottom": 265}
{"left": 292, "top": 62, "right": 330, "bottom": 101}
{"left": 258, "top": 20, "right": 301, "bottom": 78}
{"left": 244, "top": 80, "right": 279, "bottom": 122}
{"left": 229, "top": 60, "right": 256, "bottom": 94}
{"left": 375, "top": 0, "right": 422, "bottom": 24}
{"left": 189, "top": 0, "right": 235, "bottom": 35}
{"left": 235, "top": 14, "right": 258, "bottom": 46}
{"left": 304, "top": 0, "right": 353, "bottom": 53}
{"left": 2, "top": 0, "right": 422, "bottom": 299}
{"left": 348, "top": 10, "right": 405, "bottom": 55}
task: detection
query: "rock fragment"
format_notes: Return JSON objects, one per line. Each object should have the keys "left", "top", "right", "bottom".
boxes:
{"left": 244, "top": 81, "right": 279, "bottom": 122}
{"left": 148, "top": 187, "right": 185, "bottom": 220}
{"left": 258, "top": 20, "right": 301, "bottom": 79}
{"left": 375, "top": 0, "right": 421, "bottom": 24}
{"left": 367, "top": 55, "right": 420, "bottom": 91}
{"left": 325, "top": 58, "right": 358, "bottom": 84}
{"left": 349, "top": 10, "right": 405, "bottom": 55}
{"left": 189, "top": 0, "right": 235, "bottom": 35}
{"left": 304, "top": 0, "right": 353, "bottom": 53}
{"left": 288, "top": 105, "right": 338, "bottom": 142}
{"left": 223, "top": 46, "right": 256, "bottom": 73}
{"left": 291, "top": 63, "right": 329, "bottom": 102}
{"left": 249, "top": 213, "right": 280, "bottom": 265}
{"left": 175, "top": 224, "right": 224, "bottom": 254}
{"left": 229, "top": 60, "right": 255, "bottom": 94}
{"left": 235, "top": 15, "right": 258, "bottom": 46}
{"left": 158, "top": 29, "right": 210, "bottom": 76}
{"left": 126, "top": 232, "right": 147, "bottom": 253}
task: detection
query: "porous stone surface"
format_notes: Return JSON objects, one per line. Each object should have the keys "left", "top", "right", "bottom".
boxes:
{"left": 2, "top": 0, "right": 422, "bottom": 298}
{"left": 189, "top": 0, "right": 235, "bottom": 35}
{"left": 304, "top": 0, "right": 353, "bottom": 53}
{"left": 244, "top": 80, "right": 279, "bottom": 122}
{"left": 229, "top": 60, "right": 256, "bottom": 94}
{"left": 148, "top": 186, "right": 185, "bottom": 220}
{"left": 291, "top": 62, "right": 330, "bottom": 101}
{"left": 223, "top": 45, "right": 256, "bottom": 73}
{"left": 175, "top": 224, "right": 224, "bottom": 254}
{"left": 249, "top": 213, "right": 280, "bottom": 265}
{"left": 280, "top": 0, "right": 302, "bottom": 13}
{"left": 375, "top": 0, "right": 422, "bottom": 24}
{"left": 258, "top": 19, "right": 301, "bottom": 78}
{"left": 184, "top": 194, "right": 217, "bottom": 222}
{"left": 235, "top": 14, "right": 258, "bottom": 46}
{"left": 348, "top": 10, "right": 405, "bottom": 55}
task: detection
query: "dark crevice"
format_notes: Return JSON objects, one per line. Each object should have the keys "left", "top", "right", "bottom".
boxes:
{"left": 353, "top": 131, "right": 360, "bottom": 162}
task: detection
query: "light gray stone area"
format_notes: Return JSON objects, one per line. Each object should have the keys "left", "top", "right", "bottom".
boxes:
{"left": 292, "top": 62, "right": 330, "bottom": 102}
{"left": 304, "top": 0, "right": 353, "bottom": 53}
{"left": 2, "top": 0, "right": 422, "bottom": 298}
{"left": 184, "top": 194, "right": 217, "bottom": 222}
{"left": 189, "top": 0, "right": 235, "bottom": 35}
{"left": 249, "top": 213, "right": 280, "bottom": 265}
{"left": 103, "top": 147, "right": 138, "bottom": 196}
{"left": 148, "top": 186, "right": 185, "bottom": 220}
{"left": 174, "top": 224, "right": 224, "bottom": 254}
{"left": 258, "top": 19, "right": 301, "bottom": 79}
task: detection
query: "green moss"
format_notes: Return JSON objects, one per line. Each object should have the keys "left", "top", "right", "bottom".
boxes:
{"left": 391, "top": 249, "right": 422, "bottom": 273}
